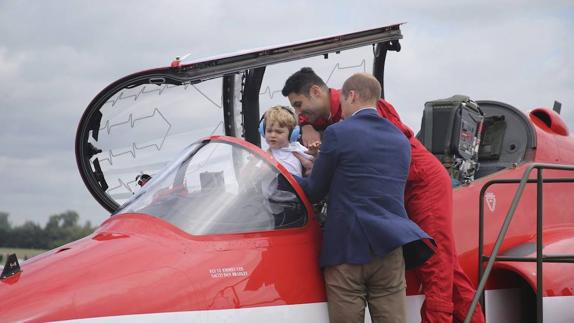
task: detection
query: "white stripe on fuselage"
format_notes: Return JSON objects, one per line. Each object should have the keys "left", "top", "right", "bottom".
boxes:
{"left": 543, "top": 295, "right": 574, "bottom": 323}
{"left": 58, "top": 298, "right": 424, "bottom": 323}
{"left": 56, "top": 292, "right": 574, "bottom": 323}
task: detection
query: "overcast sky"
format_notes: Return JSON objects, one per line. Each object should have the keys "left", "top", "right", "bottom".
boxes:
{"left": 1, "top": 0, "right": 573, "bottom": 227}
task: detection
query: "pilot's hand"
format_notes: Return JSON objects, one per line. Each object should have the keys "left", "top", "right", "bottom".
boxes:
{"left": 301, "top": 125, "right": 321, "bottom": 147}
{"left": 306, "top": 141, "right": 321, "bottom": 156}
{"left": 294, "top": 152, "right": 314, "bottom": 176}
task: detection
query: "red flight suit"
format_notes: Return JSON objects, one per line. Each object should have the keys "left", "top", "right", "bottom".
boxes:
{"left": 299, "top": 89, "right": 485, "bottom": 323}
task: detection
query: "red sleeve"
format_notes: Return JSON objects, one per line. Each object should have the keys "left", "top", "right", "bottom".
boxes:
{"left": 376, "top": 99, "right": 414, "bottom": 139}
{"left": 298, "top": 114, "right": 310, "bottom": 126}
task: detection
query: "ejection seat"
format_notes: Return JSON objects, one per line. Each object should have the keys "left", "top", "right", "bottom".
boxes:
{"left": 417, "top": 97, "right": 537, "bottom": 183}
{"left": 417, "top": 95, "right": 484, "bottom": 184}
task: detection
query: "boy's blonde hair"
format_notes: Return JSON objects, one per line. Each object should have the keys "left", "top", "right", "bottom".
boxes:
{"left": 264, "top": 106, "right": 297, "bottom": 130}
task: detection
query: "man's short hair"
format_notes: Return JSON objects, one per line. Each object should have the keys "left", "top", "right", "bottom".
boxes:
{"left": 282, "top": 67, "right": 327, "bottom": 97}
{"left": 264, "top": 106, "right": 297, "bottom": 131}
{"left": 341, "top": 73, "right": 382, "bottom": 104}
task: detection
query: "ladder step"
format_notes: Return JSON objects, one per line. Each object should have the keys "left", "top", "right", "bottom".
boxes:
{"left": 482, "top": 255, "right": 574, "bottom": 263}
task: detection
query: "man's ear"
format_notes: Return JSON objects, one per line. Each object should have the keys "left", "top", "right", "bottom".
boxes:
{"left": 349, "top": 90, "right": 359, "bottom": 104}
{"left": 309, "top": 84, "right": 323, "bottom": 99}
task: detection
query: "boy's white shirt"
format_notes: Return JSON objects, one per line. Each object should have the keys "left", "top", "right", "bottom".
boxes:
{"left": 270, "top": 142, "right": 313, "bottom": 177}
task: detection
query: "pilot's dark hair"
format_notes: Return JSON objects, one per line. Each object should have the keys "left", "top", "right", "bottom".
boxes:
{"left": 281, "top": 67, "right": 327, "bottom": 97}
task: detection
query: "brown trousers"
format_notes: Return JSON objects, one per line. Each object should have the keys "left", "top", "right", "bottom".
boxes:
{"left": 324, "top": 247, "right": 406, "bottom": 323}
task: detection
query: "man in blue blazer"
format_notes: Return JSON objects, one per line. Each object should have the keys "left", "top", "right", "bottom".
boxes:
{"left": 295, "top": 73, "right": 434, "bottom": 323}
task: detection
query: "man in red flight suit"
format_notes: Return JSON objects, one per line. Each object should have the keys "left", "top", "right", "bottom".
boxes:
{"left": 282, "top": 67, "right": 485, "bottom": 323}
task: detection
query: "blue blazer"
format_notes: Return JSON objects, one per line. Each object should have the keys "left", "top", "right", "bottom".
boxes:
{"left": 297, "top": 109, "right": 434, "bottom": 268}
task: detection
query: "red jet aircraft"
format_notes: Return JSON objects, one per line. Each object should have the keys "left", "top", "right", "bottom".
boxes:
{"left": 1, "top": 24, "right": 573, "bottom": 323}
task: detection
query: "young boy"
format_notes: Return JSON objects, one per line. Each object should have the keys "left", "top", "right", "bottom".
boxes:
{"left": 260, "top": 106, "right": 319, "bottom": 177}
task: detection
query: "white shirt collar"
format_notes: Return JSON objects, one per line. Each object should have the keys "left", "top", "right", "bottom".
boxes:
{"left": 352, "top": 107, "right": 376, "bottom": 116}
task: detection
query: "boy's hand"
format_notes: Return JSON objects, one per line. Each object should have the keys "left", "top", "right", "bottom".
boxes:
{"left": 301, "top": 125, "right": 321, "bottom": 147}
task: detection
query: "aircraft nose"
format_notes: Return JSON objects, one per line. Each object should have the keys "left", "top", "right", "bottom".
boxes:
{"left": 0, "top": 214, "right": 194, "bottom": 322}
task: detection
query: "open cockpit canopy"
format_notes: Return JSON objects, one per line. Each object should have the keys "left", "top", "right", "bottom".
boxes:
{"left": 76, "top": 24, "right": 404, "bottom": 212}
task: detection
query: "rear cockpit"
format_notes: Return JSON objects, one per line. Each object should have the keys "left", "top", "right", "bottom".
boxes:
{"left": 475, "top": 100, "right": 536, "bottom": 177}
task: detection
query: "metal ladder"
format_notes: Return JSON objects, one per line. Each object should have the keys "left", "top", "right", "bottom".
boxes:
{"left": 464, "top": 163, "right": 574, "bottom": 323}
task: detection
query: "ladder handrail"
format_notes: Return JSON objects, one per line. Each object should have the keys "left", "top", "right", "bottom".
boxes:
{"left": 465, "top": 163, "right": 574, "bottom": 323}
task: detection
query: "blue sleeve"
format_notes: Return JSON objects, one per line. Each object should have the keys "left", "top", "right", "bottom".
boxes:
{"left": 296, "top": 126, "right": 339, "bottom": 202}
